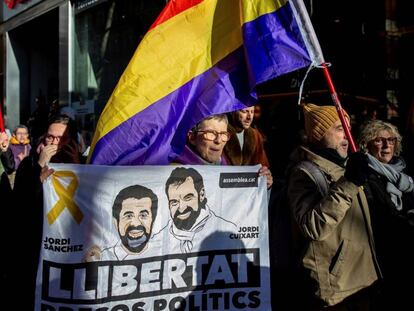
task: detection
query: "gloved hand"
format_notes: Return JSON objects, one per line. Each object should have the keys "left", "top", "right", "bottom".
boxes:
{"left": 345, "top": 152, "right": 369, "bottom": 186}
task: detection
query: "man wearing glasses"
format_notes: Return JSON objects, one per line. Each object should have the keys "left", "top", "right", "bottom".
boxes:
{"left": 173, "top": 113, "right": 272, "bottom": 188}
{"left": 173, "top": 114, "right": 230, "bottom": 165}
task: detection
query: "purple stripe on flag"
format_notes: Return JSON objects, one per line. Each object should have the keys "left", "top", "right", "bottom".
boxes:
{"left": 90, "top": 3, "right": 315, "bottom": 165}
{"left": 243, "top": 2, "right": 311, "bottom": 86}
{"left": 90, "top": 48, "right": 254, "bottom": 165}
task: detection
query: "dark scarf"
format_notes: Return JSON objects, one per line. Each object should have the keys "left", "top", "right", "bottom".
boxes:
{"left": 310, "top": 147, "right": 347, "bottom": 167}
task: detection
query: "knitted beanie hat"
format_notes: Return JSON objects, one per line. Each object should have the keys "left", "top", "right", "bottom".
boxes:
{"left": 303, "top": 103, "right": 349, "bottom": 143}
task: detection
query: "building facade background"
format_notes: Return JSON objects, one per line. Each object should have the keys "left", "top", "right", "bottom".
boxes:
{"left": 0, "top": 0, "right": 166, "bottom": 145}
{"left": 0, "top": 0, "right": 413, "bottom": 172}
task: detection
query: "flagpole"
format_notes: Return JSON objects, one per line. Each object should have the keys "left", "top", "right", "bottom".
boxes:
{"left": 321, "top": 64, "right": 357, "bottom": 152}
{"left": 0, "top": 103, "right": 5, "bottom": 132}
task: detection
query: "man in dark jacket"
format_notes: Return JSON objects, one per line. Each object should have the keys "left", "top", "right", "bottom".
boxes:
{"left": 287, "top": 104, "right": 380, "bottom": 310}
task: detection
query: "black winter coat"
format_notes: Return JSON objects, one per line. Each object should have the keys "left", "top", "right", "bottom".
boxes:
{"left": 10, "top": 153, "right": 43, "bottom": 309}
{"left": 364, "top": 167, "right": 414, "bottom": 309}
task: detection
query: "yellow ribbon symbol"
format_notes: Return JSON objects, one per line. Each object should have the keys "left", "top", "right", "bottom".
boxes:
{"left": 47, "top": 171, "right": 83, "bottom": 225}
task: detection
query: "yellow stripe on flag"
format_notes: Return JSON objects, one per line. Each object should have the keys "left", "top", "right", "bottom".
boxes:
{"left": 94, "top": 0, "right": 243, "bottom": 144}
{"left": 241, "top": 0, "right": 287, "bottom": 24}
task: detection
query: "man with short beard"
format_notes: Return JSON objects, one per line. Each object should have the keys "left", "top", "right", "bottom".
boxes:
{"left": 161, "top": 167, "right": 236, "bottom": 254}
{"left": 99, "top": 184, "right": 158, "bottom": 260}
{"left": 286, "top": 104, "right": 380, "bottom": 309}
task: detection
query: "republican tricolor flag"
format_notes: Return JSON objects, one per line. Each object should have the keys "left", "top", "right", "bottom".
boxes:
{"left": 89, "top": 0, "right": 324, "bottom": 165}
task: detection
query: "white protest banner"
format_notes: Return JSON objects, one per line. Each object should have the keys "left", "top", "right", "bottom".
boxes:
{"left": 37, "top": 164, "right": 270, "bottom": 311}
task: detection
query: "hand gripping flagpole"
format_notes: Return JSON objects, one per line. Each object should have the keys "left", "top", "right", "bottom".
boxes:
{"left": 291, "top": 0, "right": 357, "bottom": 153}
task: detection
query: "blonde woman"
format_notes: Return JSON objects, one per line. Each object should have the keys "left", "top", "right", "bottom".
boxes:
{"left": 358, "top": 119, "right": 414, "bottom": 310}
{"left": 358, "top": 120, "right": 413, "bottom": 213}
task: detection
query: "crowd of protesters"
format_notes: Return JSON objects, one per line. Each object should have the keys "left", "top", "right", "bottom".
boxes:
{"left": 1, "top": 99, "right": 414, "bottom": 310}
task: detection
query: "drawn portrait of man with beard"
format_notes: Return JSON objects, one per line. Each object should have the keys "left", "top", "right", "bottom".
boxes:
{"left": 155, "top": 167, "right": 236, "bottom": 254}
{"left": 84, "top": 184, "right": 159, "bottom": 261}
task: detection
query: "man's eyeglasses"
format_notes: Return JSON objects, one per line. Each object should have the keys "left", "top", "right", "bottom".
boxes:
{"left": 45, "top": 134, "right": 63, "bottom": 143}
{"left": 196, "top": 130, "right": 231, "bottom": 142}
{"left": 373, "top": 137, "right": 397, "bottom": 146}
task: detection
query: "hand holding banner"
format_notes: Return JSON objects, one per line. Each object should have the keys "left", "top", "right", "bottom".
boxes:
{"left": 38, "top": 164, "right": 270, "bottom": 310}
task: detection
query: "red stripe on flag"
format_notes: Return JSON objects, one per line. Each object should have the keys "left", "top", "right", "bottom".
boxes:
{"left": 0, "top": 104, "right": 5, "bottom": 132}
{"left": 149, "top": 0, "right": 203, "bottom": 30}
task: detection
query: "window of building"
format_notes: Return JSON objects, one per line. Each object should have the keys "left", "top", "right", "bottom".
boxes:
{"left": 72, "top": 0, "right": 165, "bottom": 147}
